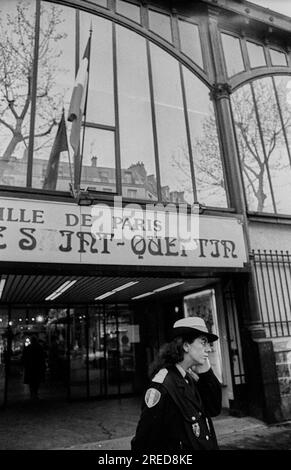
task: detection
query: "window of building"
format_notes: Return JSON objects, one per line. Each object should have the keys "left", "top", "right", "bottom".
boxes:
{"left": 232, "top": 76, "right": 291, "bottom": 215}
{"left": 80, "top": 13, "right": 115, "bottom": 127}
{"left": 183, "top": 67, "right": 228, "bottom": 208}
{"left": 0, "top": 1, "right": 228, "bottom": 210}
{"left": 178, "top": 20, "right": 203, "bottom": 69}
{"left": 116, "top": 26, "right": 157, "bottom": 200}
{"left": 150, "top": 43, "right": 193, "bottom": 204}
{"left": 221, "top": 33, "right": 245, "bottom": 77}
{"left": 80, "top": 128, "right": 116, "bottom": 190}
{"left": 116, "top": 0, "right": 140, "bottom": 24}
{"left": 32, "top": 1, "right": 75, "bottom": 191}
{"left": 148, "top": 9, "right": 172, "bottom": 43}
{"left": 127, "top": 188, "right": 137, "bottom": 198}
{"left": 246, "top": 41, "right": 266, "bottom": 68}
{"left": 0, "top": 0, "right": 36, "bottom": 188}
{"left": 270, "top": 48, "right": 288, "bottom": 67}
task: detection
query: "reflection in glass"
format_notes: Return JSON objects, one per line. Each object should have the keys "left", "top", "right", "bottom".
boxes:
{"left": 150, "top": 44, "right": 193, "bottom": 204}
{"left": 116, "top": 0, "right": 140, "bottom": 23}
{"left": 183, "top": 67, "right": 228, "bottom": 208}
{"left": 80, "top": 128, "right": 116, "bottom": 192}
{"left": 275, "top": 76, "right": 291, "bottom": 154}
{"left": 117, "top": 26, "right": 157, "bottom": 200}
{"left": 149, "top": 10, "right": 172, "bottom": 43}
{"left": 80, "top": 12, "right": 114, "bottom": 126}
{"left": 252, "top": 77, "right": 291, "bottom": 214}
{"left": 32, "top": 2, "right": 75, "bottom": 190}
{"left": 221, "top": 33, "right": 245, "bottom": 77}
{"left": 232, "top": 84, "right": 273, "bottom": 212}
{"left": 246, "top": 41, "right": 266, "bottom": 68}
{"left": 0, "top": 0, "right": 36, "bottom": 187}
{"left": 270, "top": 49, "right": 287, "bottom": 67}
{"left": 231, "top": 79, "right": 291, "bottom": 214}
{"left": 178, "top": 20, "right": 203, "bottom": 69}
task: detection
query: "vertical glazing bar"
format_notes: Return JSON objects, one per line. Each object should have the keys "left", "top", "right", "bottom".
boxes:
{"left": 179, "top": 64, "right": 198, "bottom": 202}
{"left": 75, "top": 9, "right": 80, "bottom": 76}
{"left": 146, "top": 40, "right": 162, "bottom": 201}
{"left": 26, "top": 0, "right": 41, "bottom": 187}
{"left": 170, "top": 9, "right": 179, "bottom": 48}
{"left": 258, "top": 249, "right": 273, "bottom": 337}
{"left": 112, "top": 23, "right": 122, "bottom": 194}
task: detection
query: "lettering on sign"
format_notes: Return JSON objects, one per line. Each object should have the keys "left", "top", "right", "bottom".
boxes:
{"left": 0, "top": 198, "right": 247, "bottom": 267}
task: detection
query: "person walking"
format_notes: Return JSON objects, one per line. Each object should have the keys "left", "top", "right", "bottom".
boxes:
{"left": 131, "top": 317, "right": 222, "bottom": 453}
{"left": 22, "top": 335, "right": 46, "bottom": 401}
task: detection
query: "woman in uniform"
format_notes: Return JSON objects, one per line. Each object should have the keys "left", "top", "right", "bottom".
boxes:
{"left": 131, "top": 316, "right": 222, "bottom": 453}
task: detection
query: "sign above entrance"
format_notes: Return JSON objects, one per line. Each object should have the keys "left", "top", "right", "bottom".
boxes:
{"left": 0, "top": 197, "right": 248, "bottom": 268}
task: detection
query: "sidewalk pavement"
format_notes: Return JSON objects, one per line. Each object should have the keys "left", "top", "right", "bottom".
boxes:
{"left": 62, "top": 415, "right": 291, "bottom": 451}
{"left": 0, "top": 396, "right": 291, "bottom": 451}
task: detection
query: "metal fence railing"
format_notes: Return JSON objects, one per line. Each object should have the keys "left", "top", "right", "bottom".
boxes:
{"left": 252, "top": 250, "right": 291, "bottom": 338}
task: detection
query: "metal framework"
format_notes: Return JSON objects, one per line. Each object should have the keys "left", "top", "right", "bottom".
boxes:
{"left": 252, "top": 249, "right": 291, "bottom": 338}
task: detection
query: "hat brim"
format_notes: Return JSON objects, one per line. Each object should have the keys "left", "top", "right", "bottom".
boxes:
{"left": 171, "top": 326, "right": 218, "bottom": 343}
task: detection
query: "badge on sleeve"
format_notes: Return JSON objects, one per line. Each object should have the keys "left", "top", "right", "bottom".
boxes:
{"left": 192, "top": 422, "right": 200, "bottom": 438}
{"left": 145, "top": 388, "right": 161, "bottom": 408}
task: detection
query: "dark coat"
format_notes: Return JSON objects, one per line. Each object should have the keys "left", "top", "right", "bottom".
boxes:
{"left": 23, "top": 342, "right": 46, "bottom": 385}
{"left": 131, "top": 367, "right": 222, "bottom": 453}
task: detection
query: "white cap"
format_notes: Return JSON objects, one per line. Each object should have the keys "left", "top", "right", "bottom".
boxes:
{"left": 172, "top": 316, "right": 218, "bottom": 342}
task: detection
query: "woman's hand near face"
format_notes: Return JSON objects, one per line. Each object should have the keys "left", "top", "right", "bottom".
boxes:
{"left": 191, "top": 357, "right": 211, "bottom": 374}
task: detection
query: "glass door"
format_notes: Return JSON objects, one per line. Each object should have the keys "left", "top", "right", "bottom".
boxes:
{"left": 88, "top": 305, "right": 106, "bottom": 396}
{"left": 69, "top": 307, "right": 88, "bottom": 399}
{"left": 88, "top": 304, "right": 137, "bottom": 398}
{"left": 105, "top": 305, "right": 136, "bottom": 395}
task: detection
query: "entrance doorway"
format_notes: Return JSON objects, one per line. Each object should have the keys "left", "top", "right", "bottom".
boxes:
{"left": 0, "top": 273, "right": 247, "bottom": 412}
{"left": 0, "top": 304, "right": 138, "bottom": 405}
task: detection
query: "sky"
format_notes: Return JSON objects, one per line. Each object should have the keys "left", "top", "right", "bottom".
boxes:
{"left": 248, "top": 0, "right": 291, "bottom": 17}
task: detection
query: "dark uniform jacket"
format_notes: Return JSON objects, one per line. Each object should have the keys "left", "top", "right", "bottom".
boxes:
{"left": 131, "top": 366, "right": 222, "bottom": 453}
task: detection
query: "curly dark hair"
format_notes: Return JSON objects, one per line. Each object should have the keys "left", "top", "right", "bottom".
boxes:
{"left": 149, "top": 332, "right": 199, "bottom": 378}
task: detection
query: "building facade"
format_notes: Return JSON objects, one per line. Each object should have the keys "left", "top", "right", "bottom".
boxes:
{"left": 0, "top": 0, "right": 291, "bottom": 423}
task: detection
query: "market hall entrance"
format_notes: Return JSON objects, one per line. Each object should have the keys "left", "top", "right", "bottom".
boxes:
{"left": 0, "top": 273, "right": 247, "bottom": 411}
{"left": 0, "top": 304, "right": 137, "bottom": 405}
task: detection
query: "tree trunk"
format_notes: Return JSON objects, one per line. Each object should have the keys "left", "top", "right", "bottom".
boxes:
{"left": 1, "top": 133, "right": 23, "bottom": 160}
{"left": 255, "top": 172, "right": 267, "bottom": 212}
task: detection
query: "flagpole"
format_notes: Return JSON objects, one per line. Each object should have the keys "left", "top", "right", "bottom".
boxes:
{"left": 59, "top": 105, "right": 74, "bottom": 191}
{"left": 67, "top": 140, "right": 74, "bottom": 194}
{"left": 79, "top": 25, "right": 93, "bottom": 190}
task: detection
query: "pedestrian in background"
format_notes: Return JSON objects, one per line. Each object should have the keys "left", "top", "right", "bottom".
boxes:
{"left": 131, "top": 317, "right": 222, "bottom": 452}
{"left": 22, "top": 335, "right": 46, "bottom": 401}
